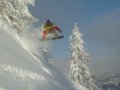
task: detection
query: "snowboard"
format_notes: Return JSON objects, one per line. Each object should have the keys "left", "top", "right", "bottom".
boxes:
{"left": 39, "top": 35, "right": 64, "bottom": 41}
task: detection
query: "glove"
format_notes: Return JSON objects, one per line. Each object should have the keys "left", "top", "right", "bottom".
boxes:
{"left": 59, "top": 30, "right": 62, "bottom": 33}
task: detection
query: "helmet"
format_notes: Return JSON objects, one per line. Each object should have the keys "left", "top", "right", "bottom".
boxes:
{"left": 47, "top": 19, "right": 50, "bottom": 23}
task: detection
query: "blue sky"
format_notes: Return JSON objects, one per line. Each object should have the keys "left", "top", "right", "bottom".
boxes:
{"left": 29, "top": 0, "right": 120, "bottom": 75}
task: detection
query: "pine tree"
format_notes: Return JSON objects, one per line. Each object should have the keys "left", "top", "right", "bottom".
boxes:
{"left": 0, "top": 0, "right": 37, "bottom": 33}
{"left": 69, "top": 23, "right": 97, "bottom": 90}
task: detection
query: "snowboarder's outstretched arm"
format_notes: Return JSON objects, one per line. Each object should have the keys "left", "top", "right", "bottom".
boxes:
{"left": 53, "top": 26, "right": 62, "bottom": 33}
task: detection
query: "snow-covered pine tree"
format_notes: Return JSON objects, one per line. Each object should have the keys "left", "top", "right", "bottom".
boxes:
{"left": 0, "top": 0, "right": 37, "bottom": 33}
{"left": 69, "top": 23, "right": 97, "bottom": 90}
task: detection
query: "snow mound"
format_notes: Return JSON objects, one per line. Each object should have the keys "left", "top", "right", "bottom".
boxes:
{"left": 0, "top": 17, "right": 88, "bottom": 90}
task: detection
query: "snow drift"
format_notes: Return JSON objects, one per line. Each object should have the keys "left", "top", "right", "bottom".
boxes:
{"left": 0, "top": 17, "right": 88, "bottom": 90}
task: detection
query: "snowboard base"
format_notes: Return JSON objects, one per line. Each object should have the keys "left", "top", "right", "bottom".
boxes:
{"left": 39, "top": 35, "right": 64, "bottom": 41}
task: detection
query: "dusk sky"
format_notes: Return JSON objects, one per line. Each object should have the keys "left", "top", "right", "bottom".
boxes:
{"left": 29, "top": 0, "right": 120, "bottom": 75}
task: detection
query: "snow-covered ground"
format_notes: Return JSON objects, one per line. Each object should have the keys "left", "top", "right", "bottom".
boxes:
{"left": 0, "top": 17, "right": 88, "bottom": 90}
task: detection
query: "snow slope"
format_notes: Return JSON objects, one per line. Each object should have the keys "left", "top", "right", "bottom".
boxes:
{"left": 0, "top": 18, "right": 88, "bottom": 90}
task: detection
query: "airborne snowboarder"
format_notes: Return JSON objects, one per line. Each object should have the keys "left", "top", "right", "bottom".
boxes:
{"left": 41, "top": 20, "right": 63, "bottom": 40}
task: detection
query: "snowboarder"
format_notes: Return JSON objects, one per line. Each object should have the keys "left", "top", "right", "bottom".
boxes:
{"left": 42, "top": 20, "right": 62, "bottom": 39}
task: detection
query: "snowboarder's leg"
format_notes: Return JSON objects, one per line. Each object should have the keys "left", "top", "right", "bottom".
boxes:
{"left": 49, "top": 29, "right": 57, "bottom": 37}
{"left": 42, "top": 31, "right": 47, "bottom": 39}
{"left": 54, "top": 32, "right": 58, "bottom": 37}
